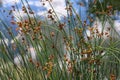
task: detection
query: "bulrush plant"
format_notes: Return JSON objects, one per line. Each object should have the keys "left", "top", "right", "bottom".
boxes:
{"left": 0, "top": 0, "right": 120, "bottom": 80}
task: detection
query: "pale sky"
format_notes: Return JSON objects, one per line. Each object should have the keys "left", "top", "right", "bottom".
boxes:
{"left": 1, "top": 0, "right": 120, "bottom": 65}
{"left": 2, "top": 0, "right": 67, "bottom": 19}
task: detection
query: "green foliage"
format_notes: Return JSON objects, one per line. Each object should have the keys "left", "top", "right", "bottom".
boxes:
{"left": 0, "top": 0, "right": 120, "bottom": 80}
{"left": 89, "top": 0, "right": 120, "bottom": 20}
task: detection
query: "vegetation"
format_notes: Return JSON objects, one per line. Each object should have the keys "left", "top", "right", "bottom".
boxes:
{"left": 0, "top": 0, "right": 120, "bottom": 80}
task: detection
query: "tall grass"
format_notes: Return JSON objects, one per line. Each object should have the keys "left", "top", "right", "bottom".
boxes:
{"left": 0, "top": 0, "right": 120, "bottom": 80}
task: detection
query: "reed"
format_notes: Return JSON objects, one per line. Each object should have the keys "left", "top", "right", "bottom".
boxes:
{"left": 0, "top": 0, "right": 120, "bottom": 80}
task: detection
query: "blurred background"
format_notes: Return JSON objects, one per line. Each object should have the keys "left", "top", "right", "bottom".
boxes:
{"left": 0, "top": 0, "right": 120, "bottom": 42}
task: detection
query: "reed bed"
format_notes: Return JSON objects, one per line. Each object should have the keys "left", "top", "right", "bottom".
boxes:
{"left": 0, "top": 0, "right": 120, "bottom": 80}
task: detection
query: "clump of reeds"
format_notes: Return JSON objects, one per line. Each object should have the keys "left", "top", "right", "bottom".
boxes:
{"left": 0, "top": 0, "right": 120, "bottom": 80}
